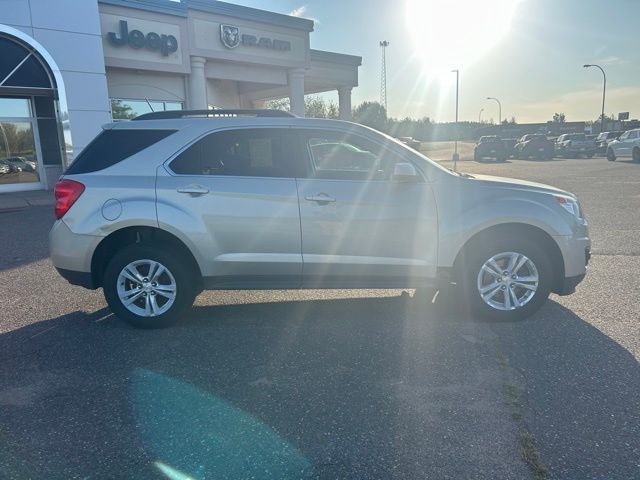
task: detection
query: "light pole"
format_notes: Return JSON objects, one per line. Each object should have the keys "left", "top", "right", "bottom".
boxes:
{"left": 486, "top": 97, "right": 502, "bottom": 126}
{"left": 478, "top": 108, "right": 484, "bottom": 123}
{"left": 583, "top": 64, "right": 606, "bottom": 133}
{"left": 452, "top": 69, "right": 459, "bottom": 170}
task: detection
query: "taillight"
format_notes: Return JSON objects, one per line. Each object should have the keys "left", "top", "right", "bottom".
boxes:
{"left": 55, "top": 179, "right": 85, "bottom": 219}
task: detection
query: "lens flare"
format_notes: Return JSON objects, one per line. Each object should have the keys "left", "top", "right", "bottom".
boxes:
{"left": 406, "top": 0, "right": 520, "bottom": 72}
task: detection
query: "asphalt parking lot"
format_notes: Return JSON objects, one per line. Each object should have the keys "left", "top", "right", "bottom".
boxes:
{"left": 0, "top": 156, "right": 638, "bottom": 479}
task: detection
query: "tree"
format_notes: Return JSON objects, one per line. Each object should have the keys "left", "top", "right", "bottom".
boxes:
{"left": 552, "top": 112, "right": 566, "bottom": 123}
{"left": 352, "top": 101, "right": 388, "bottom": 133}
{"left": 266, "top": 95, "right": 339, "bottom": 119}
{"left": 110, "top": 99, "right": 136, "bottom": 120}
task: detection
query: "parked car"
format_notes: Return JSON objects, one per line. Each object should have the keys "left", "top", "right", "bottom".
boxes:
{"left": 595, "top": 131, "right": 623, "bottom": 156}
{"left": 397, "top": 136, "right": 421, "bottom": 150}
{"left": 606, "top": 128, "right": 640, "bottom": 162}
{"left": 555, "top": 133, "right": 596, "bottom": 158}
{"left": 0, "top": 159, "right": 11, "bottom": 175}
{"left": 50, "top": 109, "right": 590, "bottom": 328}
{"left": 514, "top": 134, "right": 554, "bottom": 160}
{"left": 5, "top": 156, "right": 36, "bottom": 172}
{"left": 474, "top": 136, "right": 507, "bottom": 162}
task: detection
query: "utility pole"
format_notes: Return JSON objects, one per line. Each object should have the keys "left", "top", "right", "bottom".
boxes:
{"left": 452, "top": 69, "right": 459, "bottom": 170}
{"left": 479, "top": 108, "right": 484, "bottom": 123}
{"left": 583, "top": 64, "right": 606, "bottom": 133}
{"left": 487, "top": 97, "right": 502, "bottom": 126}
{"left": 379, "top": 40, "right": 389, "bottom": 113}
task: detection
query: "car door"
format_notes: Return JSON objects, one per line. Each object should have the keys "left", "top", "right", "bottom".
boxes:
{"left": 615, "top": 131, "right": 633, "bottom": 157}
{"left": 294, "top": 128, "right": 438, "bottom": 287}
{"left": 156, "top": 127, "right": 303, "bottom": 289}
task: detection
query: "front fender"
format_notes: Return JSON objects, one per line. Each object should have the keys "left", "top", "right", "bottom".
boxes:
{"left": 437, "top": 195, "right": 571, "bottom": 268}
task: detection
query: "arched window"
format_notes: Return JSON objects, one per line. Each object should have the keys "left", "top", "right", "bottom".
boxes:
{"left": 0, "top": 35, "right": 54, "bottom": 92}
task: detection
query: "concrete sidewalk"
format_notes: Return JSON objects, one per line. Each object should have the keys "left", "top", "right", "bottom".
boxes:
{"left": 0, "top": 189, "right": 54, "bottom": 213}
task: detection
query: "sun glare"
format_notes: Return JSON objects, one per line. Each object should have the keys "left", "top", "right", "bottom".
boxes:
{"left": 406, "top": 0, "right": 520, "bottom": 72}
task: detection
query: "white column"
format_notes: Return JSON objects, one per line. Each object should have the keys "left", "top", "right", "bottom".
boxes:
{"left": 288, "top": 68, "right": 305, "bottom": 117}
{"left": 188, "top": 56, "right": 207, "bottom": 110}
{"left": 338, "top": 87, "right": 352, "bottom": 120}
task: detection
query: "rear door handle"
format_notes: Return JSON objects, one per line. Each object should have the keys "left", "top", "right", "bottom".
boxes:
{"left": 305, "top": 193, "right": 336, "bottom": 204}
{"left": 177, "top": 185, "right": 209, "bottom": 196}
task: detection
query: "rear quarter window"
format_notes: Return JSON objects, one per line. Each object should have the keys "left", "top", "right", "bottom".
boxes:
{"left": 65, "top": 129, "right": 176, "bottom": 174}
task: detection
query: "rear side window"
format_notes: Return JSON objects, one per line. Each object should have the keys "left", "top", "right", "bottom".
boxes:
{"left": 169, "top": 128, "right": 303, "bottom": 178}
{"left": 65, "top": 129, "right": 176, "bottom": 174}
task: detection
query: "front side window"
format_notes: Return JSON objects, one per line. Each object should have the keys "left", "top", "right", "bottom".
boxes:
{"left": 619, "top": 131, "right": 630, "bottom": 140}
{"left": 169, "top": 128, "right": 301, "bottom": 178}
{"left": 628, "top": 131, "right": 639, "bottom": 139}
{"left": 301, "top": 130, "right": 398, "bottom": 181}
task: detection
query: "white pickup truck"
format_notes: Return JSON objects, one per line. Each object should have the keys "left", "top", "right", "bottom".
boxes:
{"left": 555, "top": 133, "right": 597, "bottom": 158}
{"left": 606, "top": 128, "right": 640, "bottom": 163}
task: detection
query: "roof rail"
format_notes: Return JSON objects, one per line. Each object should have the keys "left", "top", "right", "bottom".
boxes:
{"left": 132, "top": 109, "right": 295, "bottom": 121}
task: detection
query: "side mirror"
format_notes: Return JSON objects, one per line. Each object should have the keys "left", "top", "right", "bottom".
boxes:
{"left": 392, "top": 162, "right": 419, "bottom": 182}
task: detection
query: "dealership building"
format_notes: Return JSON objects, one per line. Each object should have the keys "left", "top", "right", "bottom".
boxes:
{"left": 0, "top": 0, "right": 362, "bottom": 193}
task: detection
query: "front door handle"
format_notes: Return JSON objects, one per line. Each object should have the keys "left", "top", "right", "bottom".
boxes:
{"left": 305, "top": 193, "right": 336, "bottom": 204}
{"left": 177, "top": 185, "right": 209, "bottom": 196}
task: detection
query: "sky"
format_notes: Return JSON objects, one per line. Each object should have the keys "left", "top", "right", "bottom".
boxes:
{"left": 225, "top": 0, "right": 640, "bottom": 124}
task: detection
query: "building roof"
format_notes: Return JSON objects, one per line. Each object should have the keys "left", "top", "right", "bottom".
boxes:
{"left": 98, "top": 0, "right": 315, "bottom": 31}
{"left": 310, "top": 49, "right": 362, "bottom": 66}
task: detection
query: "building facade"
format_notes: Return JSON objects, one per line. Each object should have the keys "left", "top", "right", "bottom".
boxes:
{"left": 0, "top": 0, "right": 361, "bottom": 193}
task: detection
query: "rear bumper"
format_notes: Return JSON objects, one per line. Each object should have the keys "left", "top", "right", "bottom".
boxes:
{"left": 55, "top": 267, "right": 96, "bottom": 289}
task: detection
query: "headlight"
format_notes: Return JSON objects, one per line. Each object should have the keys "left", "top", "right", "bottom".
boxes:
{"left": 555, "top": 195, "right": 581, "bottom": 218}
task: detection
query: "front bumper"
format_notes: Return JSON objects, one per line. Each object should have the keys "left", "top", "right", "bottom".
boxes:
{"left": 55, "top": 267, "right": 96, "bottom": 289}
{"left": 556, "top": 272, "right": 586, "bottom": 296}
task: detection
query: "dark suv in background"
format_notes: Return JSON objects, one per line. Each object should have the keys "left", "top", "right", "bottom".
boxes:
{"left": 514, "top": 134, "right": 554, "bottom": 160}
{"left": 474, "top": 136, "right": 507, "bottom": 161}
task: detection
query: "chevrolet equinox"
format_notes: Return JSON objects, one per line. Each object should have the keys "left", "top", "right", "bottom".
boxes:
{"left": 50, "top": 110, "right": 590, "bottom": 328}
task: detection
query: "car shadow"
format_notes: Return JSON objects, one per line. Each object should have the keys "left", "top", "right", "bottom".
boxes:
{"left": 0, "top": 296, "right": 637, "bottom": 479}
{"left": 0, "top": 206, "right": 53, "bottom": 271}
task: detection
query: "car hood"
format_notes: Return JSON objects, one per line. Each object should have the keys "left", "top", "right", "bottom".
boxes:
{"left": 469, "top": 173, "right": 573, "bottom": 197}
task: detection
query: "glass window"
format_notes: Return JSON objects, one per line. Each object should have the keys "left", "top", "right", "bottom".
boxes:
{"left": 110, "top": 99, "right": 184, "bottom": 121}
{"left": 170, "top": 128, "right": 301, "bottom": 178}
{"left": 0, "top": 121, "right": 39, "bottom": 185}
{"left": 66, "top": 129, "right": 176, "bottom": 174}
{"left": 0, "top": 37, "right": 30, "bottom": 81}
{"left": 618, "top": 131, "right": 629, "bottom": 140}
{"left": 628, "top": 131, "right": 638, "bottom": 139}
{"left": 0, "top": 98, "right": 31, "bottom": 118}
{"left": 302, "top": 130, "right": 397, "bottom": 181}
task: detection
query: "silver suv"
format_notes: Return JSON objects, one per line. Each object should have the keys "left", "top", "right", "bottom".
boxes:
{"left": 50, "top": 109, "right": 590, "bottom": 328}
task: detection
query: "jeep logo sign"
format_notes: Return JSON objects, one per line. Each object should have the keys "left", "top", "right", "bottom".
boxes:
{"left": 108, "top": 20, "right": 178, "bottom": 56}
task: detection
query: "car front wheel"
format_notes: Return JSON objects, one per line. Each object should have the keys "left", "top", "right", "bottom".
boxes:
{"left": 460, "top": 238, "right": 552, "bottom": 321}
{"left": 607, "top": 148, "right": 616, "bottom": 161}
{"left": 103, "top": 244, "right": 197, "bottom": 328}
{"left": 633, "top": 148, "right": 640, "bottom": 163}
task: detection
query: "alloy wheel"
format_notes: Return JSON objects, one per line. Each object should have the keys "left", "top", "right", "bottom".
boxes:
{"left": 476, "top": 251, "right": 539, "bottom": 311}
{"left": 116, "top": 259, "right": 177, "bottom": 317}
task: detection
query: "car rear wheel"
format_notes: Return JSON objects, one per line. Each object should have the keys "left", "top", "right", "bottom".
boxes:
{"left": 633, "top": 148, "right": 640, "bottom": 163}
{"left": 607, "top": 148, "right": 616, "bottom": 161}
{"left": 103, "top": 244, "right": 197, "bottom": 328}
{"left": 459, "top": 238, "right": 552, "bottom": 321}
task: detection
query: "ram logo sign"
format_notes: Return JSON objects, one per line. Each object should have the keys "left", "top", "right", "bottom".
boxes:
{"left": 219, "top": 24, "right": 291, "bottom": 52}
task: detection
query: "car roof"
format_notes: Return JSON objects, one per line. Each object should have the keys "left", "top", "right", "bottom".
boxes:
{"left": 107, "top": 116, "right": 359, "bottom": 131}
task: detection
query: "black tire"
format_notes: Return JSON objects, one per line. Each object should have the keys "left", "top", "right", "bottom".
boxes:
{"left": 587, "top": 153, "right": 594, "bottom": 158}
{"left": 458, "top": 237, "right": 552, "bottom": 321}
{"left": 103, "top": 243, "right": 197, "bottom": 329}
{"left": 607, "top": 148, "right": 616, "bottom": 162}
{"left": 633, "top": 148, "right": 640, "bottom": 163}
